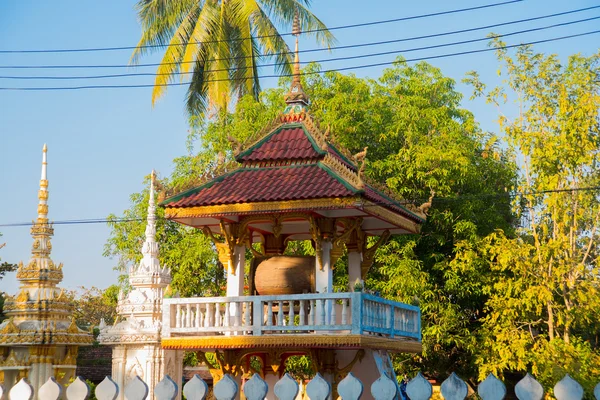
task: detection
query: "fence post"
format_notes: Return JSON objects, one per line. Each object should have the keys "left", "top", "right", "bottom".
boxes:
{"left": 95, "top": 376, "right": 119, "bottom": 400}
{"left": 154, "top": 376, "right": 178, "bottom": 400}
{"left": 338, "top": 373, "right": 363, "bottom": 400}
{"left": 478, "top": 374, "right": 506, "bottom": 400}
{"left": 371, "top": 373, "right": 397, "bottom": 400}
{"left": 8, "top": 379, "right": 33, "bottom": 400}
{"left": 554, "top": 375, "right": 583, "bottom": 400}
{"left": 182, "top": 375, "right": 208, "bottom": 400}
{"left": 306, "top": 373, "right": 331, "bottom": 400}
{"left": 243, "top": 374, "right": 268, "bottom": 400}
{"left": 66, "top": 377, "right": 91, "bottom": 400}
{"left": 213, "top": 374, "right": 238, "bottom": 400}
{"left": 515, "top": 374, "right": 543, "bottom": 400}
{"left": 274, "top": 373, "right": 299, "bottom": 400}
{"left": 124, "top": 376, "right": 149, "bottom": 400}
{"left": 39, "top": 377, "right": 62, "bottom": 400}
{"left": 406, "top": 372, "right": 432, "bottom": 400}
{"left": 440, "top": 373, "right": 468, "bottom": 400}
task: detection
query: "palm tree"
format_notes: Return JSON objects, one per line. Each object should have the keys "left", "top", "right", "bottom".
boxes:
{"left": 131, "top": 0, "right": 334, "bottom": 118}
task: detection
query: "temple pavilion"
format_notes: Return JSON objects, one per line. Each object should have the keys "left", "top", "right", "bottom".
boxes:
{"left": 157, "top": 16, "right": 426, "bottom": 400}
{"left": 0, "top": 145, "right": 93, "bottom": 396}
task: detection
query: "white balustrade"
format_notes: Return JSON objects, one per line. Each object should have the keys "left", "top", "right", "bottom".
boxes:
{"left": 162, "top": 292, "right": 420, "bottom": 340}
{"left": 8, "top": 371, "right": 600, "bottom": 400}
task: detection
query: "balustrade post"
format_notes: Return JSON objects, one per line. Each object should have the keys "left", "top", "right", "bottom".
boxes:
{"left": 388, "top": 305, "right": 394, "bottom": 337}
{"left": 205, "top": 303, "right": 212, "bottom": 328}
{"left": 244, "top": 301, "right": 250, "bottom": 329}
{"left": 186, "top": 304, "right": 192, "bottom": 328}
{"left": 278, "top": 301, "right": 284, "bottom": 326}
{"left": 267, "top": 301, "right": 274, "bottom": 327}
{"left": 330, "top": 299, "right": 337, "bottom": 325}
{"left": 176, "top": 304, "right": 182, "bottom": 328}
{"left": 341, "top": 298, "right": 348, "bottom": 325}
{"left": 351, "top": 292, "right": 362, "bottom": 334}
{"left": 299, "top": 300, "right": 306, "bottom": 326}
{"left": 162, "top": 302, "right": 172, "bottom": 338}
{"left": 253, "top": 298, "right": 262, "bottom": 336}
{"left": 289, "top": 300, "right": 295, "bottom": 331}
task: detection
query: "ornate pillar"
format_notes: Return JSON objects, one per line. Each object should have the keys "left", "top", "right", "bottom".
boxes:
{"left": 226, "top": 245, "right": 246, "bottom": 297}
{"left": 316, "top": 241, "right": 333, "bottom": 293}
{"left": 311, "top": 218, "right": 335, "bottom": 293}
{"left": 346, "top": 229, "right": 363, "bottom": 289}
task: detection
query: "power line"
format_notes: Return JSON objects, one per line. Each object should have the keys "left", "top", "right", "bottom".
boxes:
{"left": 1, "top": 14, "right": 597, "bottom": 81}
{"left": 0, "top": 5, "right": 596, "bottom": 71}
{"left": 1, "top": 186, "right": 599, "bottom": 228}
{"left": 1, "top": 29, "right": 598, "bottom": 91}
{"left": 0, "top": 0, "right": 523, "bottom": 54}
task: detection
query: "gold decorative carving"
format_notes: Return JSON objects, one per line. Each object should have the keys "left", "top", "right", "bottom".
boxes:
{"left": 360, "top": 230, "right": 391, "bottom": 279}
{"left": 166, "top": 197, "right": 360, "bottom": 219}
{"left": 0, "top": 319, "right": 19, "bottom": 334}
{"left": 162, "top": 334, "right": 422, "bottom": 353}
{"left": 363, "top": 202, "right": 422, "bottom": 232}
{"left": 353, "top": 147, "right": 368, "bottom": 179}
{"left": 322, "top": 154, "right": 363, "bottom": 190}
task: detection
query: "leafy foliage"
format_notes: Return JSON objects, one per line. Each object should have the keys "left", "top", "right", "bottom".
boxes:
{"left": 463, "top": 41, "right": 600, "bottom": 394}
{"left": 103, "top": 175, "right": 225, "bottom": 297}
{"left": 69, "top": 286, "right": 120, "bottom": 329}
{"left": 132, "top": 0, "right": 334, "bottom": 118}
{"left": 106, "top": 58, "right": 516, "bottom": 382}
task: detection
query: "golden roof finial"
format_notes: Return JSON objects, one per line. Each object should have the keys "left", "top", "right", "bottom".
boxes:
{"left": 37, "top": 143, "right": 49, "bottom": 224}
{"left": 284, "top": 8, "right": 309, "bottom": 107}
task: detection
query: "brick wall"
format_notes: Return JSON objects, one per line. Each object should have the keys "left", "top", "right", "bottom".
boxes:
{"left": 76, "top": 345, "right": 112, "bottom": 384}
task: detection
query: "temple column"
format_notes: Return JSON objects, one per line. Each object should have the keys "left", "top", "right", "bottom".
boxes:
{"left": 226, "top": 245, "right": 246, "bottom": 297}
{"left": 348, "top": 251, "right": 362, "bottom": 288}
{"left": 227, "top": 245, "right": 246, "bottom": 329}
{"left": 316, "top": 240, "right": 333, "bottom": 293}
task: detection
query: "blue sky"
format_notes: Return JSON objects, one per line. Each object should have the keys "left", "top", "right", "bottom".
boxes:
{"left": 1, "top": 0, "right": 599, "bottom": 294}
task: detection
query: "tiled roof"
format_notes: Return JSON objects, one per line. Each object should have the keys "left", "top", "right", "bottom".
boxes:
{"left": 164, "top": 165, "right": 356, "bottom": 208}
{"left": 327, "top": 144, "right": 357, "bottom": 171}
{"left": 364, "top": 185, "right": 424, "bottom": 222}
{"left": 238, "top": 127, "right": 322, "bottom": 162}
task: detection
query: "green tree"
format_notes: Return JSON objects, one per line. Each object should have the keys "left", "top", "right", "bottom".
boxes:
{"left": 132, "top": 0, "right": 334, "bottom": 118}
{"left": 104, "top": 174, "right": 225, "bottom": 297}
{"left": 464, "top": 41, "right": 600, "bottom": 393}
{"left": 0, "top": 239, "right": 17, "bottom": 323}
{"left": 302, "top": 61, "right": 516, "bottom": 381}
{"left": 106, "top": 59, "right": 516, "bottom": 382}
{"left": 70, "top": 286, "right": 120, "bottom": 329}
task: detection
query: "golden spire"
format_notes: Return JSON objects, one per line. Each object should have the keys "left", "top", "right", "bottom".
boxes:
{"left": 37, "top": 143, "right": 49, "bottom": 224}
{"left": 284, "top": 8, "right": 309, "bottom": 107}
{"left": 30, "top": 143, "right": 55, "bottom": 261}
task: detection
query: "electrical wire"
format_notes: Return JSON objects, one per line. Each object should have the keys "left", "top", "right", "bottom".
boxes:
{"left": 1, "top": 14, "right": 597, "bottom": 81}
{"left": 1, "top": 186, "right": 599, "bottom": 228}
{"left": 0, "top": 5, "right": 596, "bottom": 71}
{"left": 1, "top": 29, "right": 598, "bottom": 91}
{"left": 0, "top": 0, "right": 523, "bottom": 54}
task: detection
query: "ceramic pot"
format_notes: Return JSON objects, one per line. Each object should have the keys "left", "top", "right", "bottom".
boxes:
{"left": 254, "top": 256, "right": 315, "bottom": 295}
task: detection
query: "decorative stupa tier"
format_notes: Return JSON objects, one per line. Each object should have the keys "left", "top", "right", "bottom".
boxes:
{"left": 0, "top": 145, "right": 93, "bottom": 394}
{"left": 99, "top": 171, "right": 171, "bottom": 344}
{"left": 98, "top": 171, "right": 181, "bottom": 400}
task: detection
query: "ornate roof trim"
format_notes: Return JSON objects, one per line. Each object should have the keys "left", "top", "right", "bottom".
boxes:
{"left": 235, "top": 123, "right": 326, "bottom": 162}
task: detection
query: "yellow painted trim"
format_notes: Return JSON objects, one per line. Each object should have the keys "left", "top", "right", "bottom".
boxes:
{"left": 165, "top": 197, "right": 361, "bottom": 219}
{"left": 161, "top": 334, "right": 421, "bottom": 353}
{"left": 363, "top": 201, "right": 422, "bottom": 233}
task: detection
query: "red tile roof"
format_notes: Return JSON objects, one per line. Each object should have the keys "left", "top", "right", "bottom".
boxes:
{"left": 164, "top": 165, "right": 356, "bottom": 208}
{"left": 238, "top": 127, "right": 322, "bottom": 162}
{"left": 364, "top": 185, "right": 412, "bottom": 217}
